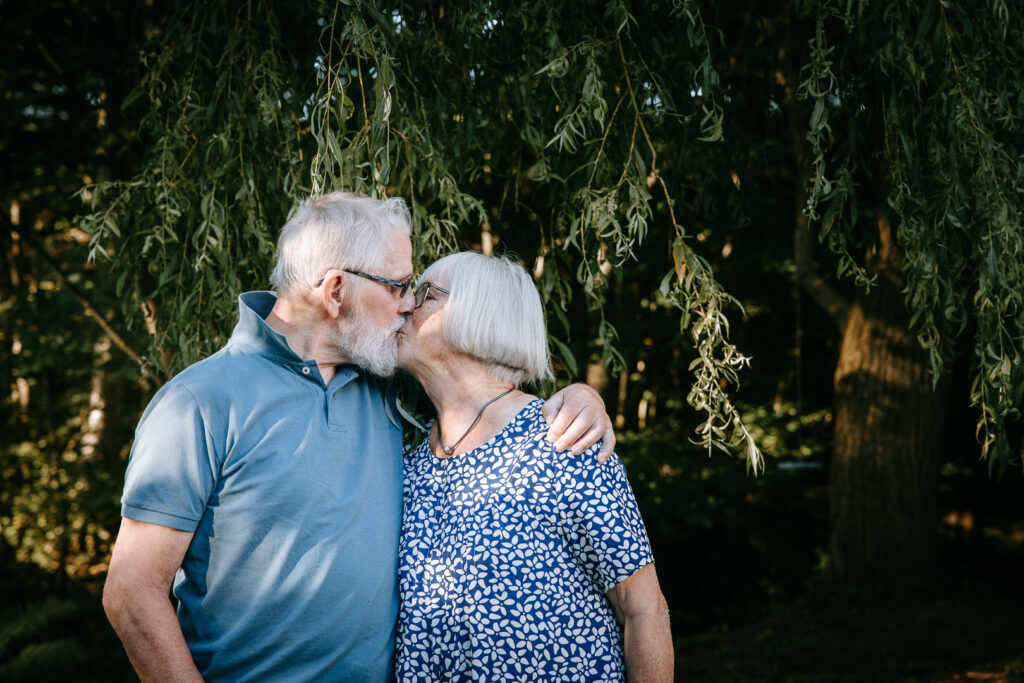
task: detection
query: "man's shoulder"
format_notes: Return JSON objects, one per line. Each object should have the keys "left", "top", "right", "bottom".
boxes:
{"left": 162, "top": 345, "right": 268, "bottom": 404}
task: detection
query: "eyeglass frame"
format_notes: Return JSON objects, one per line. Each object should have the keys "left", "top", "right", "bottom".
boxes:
{"left": 414, "top": 282, "right": 450, "bottom": 308}
{"left": 313, "top": 268, "right": 413, "bottom": 298}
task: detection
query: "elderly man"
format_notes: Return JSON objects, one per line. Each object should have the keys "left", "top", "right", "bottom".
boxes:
{"left": 103, "top": 192, "right": 614, "bottom": 682}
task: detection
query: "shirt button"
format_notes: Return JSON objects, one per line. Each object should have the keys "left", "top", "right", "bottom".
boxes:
{"left": 301, "top": 366, "right": 311, "bottom": 375}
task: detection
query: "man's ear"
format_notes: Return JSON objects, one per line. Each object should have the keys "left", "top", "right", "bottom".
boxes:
{"left": 319, "top": 271, "right": 346, "bottom": 319}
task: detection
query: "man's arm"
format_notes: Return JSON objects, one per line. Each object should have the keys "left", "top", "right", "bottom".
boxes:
{"left": 606, "top": 563, "right": 674, "bottom": 682}
{"left": 103, "top": 518, "right": 204, "bottom": 682}
{"left": 542, "top": 383, "right": 615, "bottom": 462}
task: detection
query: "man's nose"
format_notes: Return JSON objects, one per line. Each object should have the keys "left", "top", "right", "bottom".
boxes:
{"left": 398, "top": 286, "right": 415, "bottom": 314}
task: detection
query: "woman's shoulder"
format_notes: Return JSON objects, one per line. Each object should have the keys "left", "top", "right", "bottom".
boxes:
{"left": 504, "top": 399, "right": 620, "bottom": 475}
{"left": 505, "top": 398, "right": 547, "bottom": 436}
{"left": 497, "top": 398, "right": 560, "bottom": 457}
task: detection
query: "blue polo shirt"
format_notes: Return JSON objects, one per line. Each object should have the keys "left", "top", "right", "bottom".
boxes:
{"left": 121, "top": 291, "right": 404, "bottom": 682}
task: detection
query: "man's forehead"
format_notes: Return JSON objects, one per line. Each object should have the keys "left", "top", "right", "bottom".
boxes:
{"left": 379, "top": 227, "right": 413, "bottom": 275}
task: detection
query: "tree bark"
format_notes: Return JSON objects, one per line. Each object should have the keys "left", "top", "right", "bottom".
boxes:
{"left": 782, "top": 32, "right": 950, "bottom": 584}
{"left": 827, "top": 214, "right": 949, "bottom": 587}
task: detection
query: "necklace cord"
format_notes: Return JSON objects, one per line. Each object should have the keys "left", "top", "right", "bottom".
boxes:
{"left": 437, "top": 388, "right": 514, "bottom": 456}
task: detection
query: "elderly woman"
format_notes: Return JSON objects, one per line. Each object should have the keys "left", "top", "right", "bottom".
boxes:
{"left": 396, "top": 252, "right": 673, "bottom": 682}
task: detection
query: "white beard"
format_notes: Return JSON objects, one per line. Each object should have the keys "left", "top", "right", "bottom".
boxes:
{"left": 332, "top": 301, "right": 404, "bottom": 377}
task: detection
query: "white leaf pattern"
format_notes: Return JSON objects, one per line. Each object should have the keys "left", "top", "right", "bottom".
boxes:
{"left": 397, "top": 400, "right": 654, "bottom": 682}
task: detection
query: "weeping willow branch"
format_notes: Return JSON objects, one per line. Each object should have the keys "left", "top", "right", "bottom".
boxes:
{"left": 618, "top": 22, "right": 763, "bottom": 473}
{"left": 75, "top": 0, "right": 1023, "bottom": 470}
{"left": 10, "top": 222, "right": 145, "bottom": 369}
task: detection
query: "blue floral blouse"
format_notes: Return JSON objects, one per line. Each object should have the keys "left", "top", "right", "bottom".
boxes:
{"left": 397, "top": 399, "right": 654, "bottom": 682}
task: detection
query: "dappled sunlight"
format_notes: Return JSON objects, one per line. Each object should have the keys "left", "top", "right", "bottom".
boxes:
{"left": 4, "top": 0, "right": 1023, "bottom": 679}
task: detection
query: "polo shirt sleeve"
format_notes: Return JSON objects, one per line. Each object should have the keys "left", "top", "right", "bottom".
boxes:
{"left": 556, "top": 450, "right": 654, "bottom": 594}
{"left": 121, "top": 381, "right": 221, "bottom": 533}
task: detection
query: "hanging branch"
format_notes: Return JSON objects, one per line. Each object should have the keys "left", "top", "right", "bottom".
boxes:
{"left": 9, "top": 222, "right": 146, "bottom": 370}
{"left": 793, "top": 206, "right": 850, "bottom": 329}
{"left": 616, "top": 31, "right": 764, "bottom": 474}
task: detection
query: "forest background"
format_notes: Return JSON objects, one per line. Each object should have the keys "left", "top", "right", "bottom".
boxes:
{"left": 2, "top": 1, "right": 1023, "bottom": 680}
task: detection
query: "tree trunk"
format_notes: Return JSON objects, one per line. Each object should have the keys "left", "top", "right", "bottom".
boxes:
{"left": 828, "top": 215, "right": 949, "bottom": 587}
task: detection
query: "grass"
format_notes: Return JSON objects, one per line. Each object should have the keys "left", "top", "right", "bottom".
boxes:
{"left": 675, "top": 587, "right": 1024, "bottom": 682}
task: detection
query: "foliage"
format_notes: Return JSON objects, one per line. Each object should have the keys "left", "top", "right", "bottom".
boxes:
{"left": 79, "top": 0, "right": 766, "bottom": 469}
{"left": 1, "top": 0, "right": 150, "bottom": 582}
{"left": 79, "top": 1, "right": 1024, "bottom": 469}
{"left": 77, "top": 2, "right": 313, "bottom": 380}
{"left": 796, "top": 0, "right": 1024, "bottom": 466}
{"left": 1, "top": 269, "right": 130, "bottom": 579}
{"left": 0, "top": 595, "right": 134, "bottom": 682}
{"left": 615, "top": 415, "right": 832, "bottom": 634}
{"left": 4, "top": 4, "right": 1024, "bottom": 676}
{"left": 738, "top": 402, "right": 833, "bottom": 462}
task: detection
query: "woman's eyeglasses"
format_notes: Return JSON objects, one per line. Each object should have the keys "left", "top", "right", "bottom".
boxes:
{"left": 414, "top": 282, "right": 449, "bottom": 308}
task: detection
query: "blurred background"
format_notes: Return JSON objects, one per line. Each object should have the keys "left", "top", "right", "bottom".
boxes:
{"left": 2, "top": 1, "right": 1022, "bottom": 681}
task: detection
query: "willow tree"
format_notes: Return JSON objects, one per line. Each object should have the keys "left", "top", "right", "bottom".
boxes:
{"left": 80, "top": 0, "right": 1023, "bottom": 586}
{"left": 785, "top": 0, "right": 1024, "bottom": 584}
{"left": 1, "top": 0, "right": 154, "bottom": 595}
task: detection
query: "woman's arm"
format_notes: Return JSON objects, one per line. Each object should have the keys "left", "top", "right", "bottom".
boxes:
{"left": 606, "top": 563, "right": 674, "bottom": 683}
{"left": 555, "top": 450, "right": 669, "bottom": 679}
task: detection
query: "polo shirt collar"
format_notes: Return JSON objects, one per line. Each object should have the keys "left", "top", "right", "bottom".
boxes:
{"left": 230, "top": 291, "right": 303, "bottom": 365}
{"left": 229, "top": 292, "right": 361, "bottom": 389}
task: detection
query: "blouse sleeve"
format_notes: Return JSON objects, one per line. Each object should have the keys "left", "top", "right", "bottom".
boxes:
{"left": 556, "top": 449, "right": 655, "bottom": 594}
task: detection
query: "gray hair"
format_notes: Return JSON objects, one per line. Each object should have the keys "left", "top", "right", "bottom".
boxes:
{"left": 270, "top": 192, "right": 411, "bottom": 294}
{"left": 420, "top": 252, "right": 553, "bottom": 386}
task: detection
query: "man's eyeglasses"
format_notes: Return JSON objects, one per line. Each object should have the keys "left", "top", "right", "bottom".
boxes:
{"left": 414, "top": 282, "right": 449, "bottom": 308}
{"left": 313, "top": 268, "right": 413, "bottom": 299}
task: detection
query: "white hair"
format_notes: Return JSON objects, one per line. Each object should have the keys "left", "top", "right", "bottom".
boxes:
{"left": 420, "top": 252, "right": 553, "bottom": 386}
{"left": 270, "top": 192, "right": 411, "bottom": 295}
